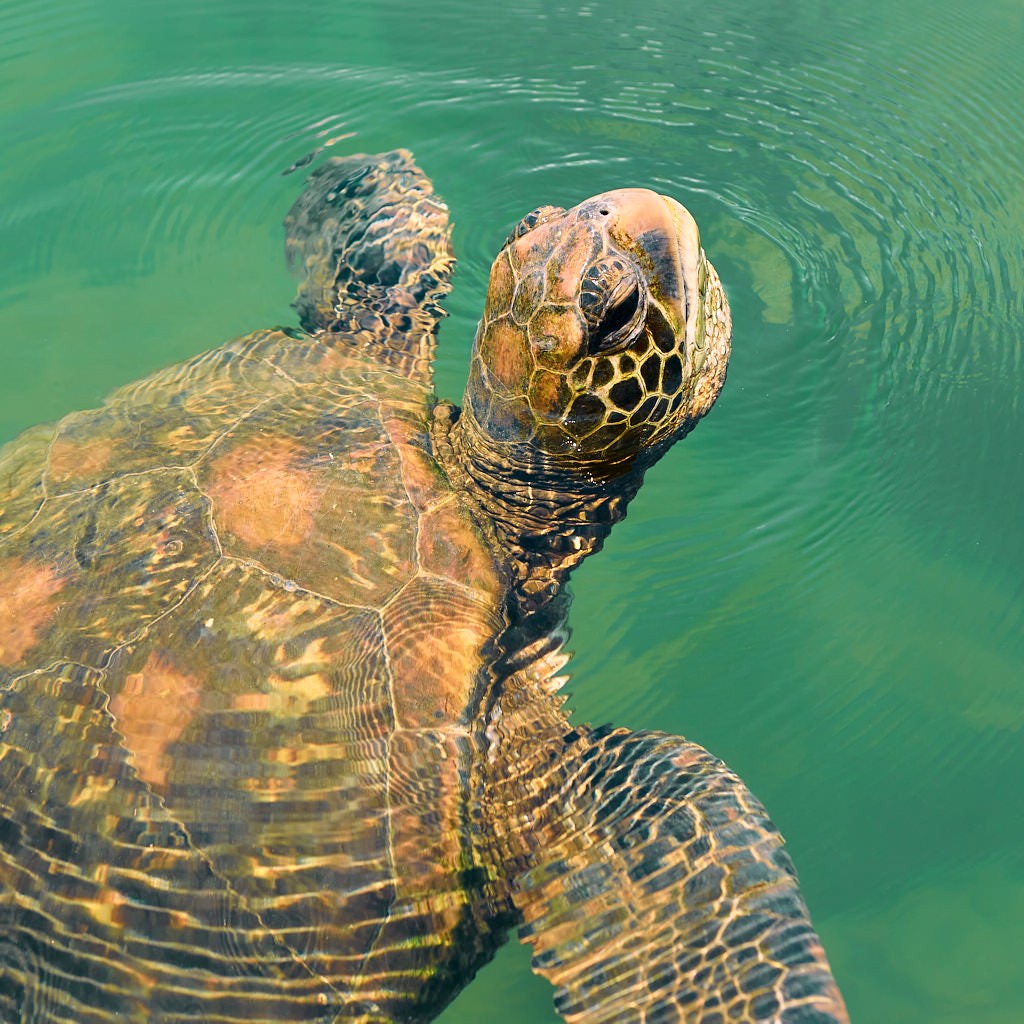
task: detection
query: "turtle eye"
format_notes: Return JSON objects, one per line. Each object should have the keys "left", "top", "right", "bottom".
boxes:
{"left": 503, "top": 205, "right": 566, "bottom": 248}
{"left": 580, "top": 259, "right": 648, "bottom": 355}
{"left": 590, "top": 283, "right": 643, "bottom": 353}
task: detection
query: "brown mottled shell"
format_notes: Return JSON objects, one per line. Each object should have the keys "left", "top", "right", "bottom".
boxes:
{"left": 0, "top": 329, "right": 502, "bottom": 711}
{"left": 0, "top": 328, "right": 503, "bottom": 1018}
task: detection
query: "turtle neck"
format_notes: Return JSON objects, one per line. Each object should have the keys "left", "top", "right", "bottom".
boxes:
{"left": 431, "top": 398, "right": 656, "bottom": 618}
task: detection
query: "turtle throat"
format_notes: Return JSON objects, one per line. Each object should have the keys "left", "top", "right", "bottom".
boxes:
{"left": 433, "top": 401, "right": 646, "bottom": 618}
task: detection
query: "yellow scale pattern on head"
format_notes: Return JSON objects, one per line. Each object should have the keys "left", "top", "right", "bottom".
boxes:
{"left": 463, "top": 188, "right": 731, "bottom": 473}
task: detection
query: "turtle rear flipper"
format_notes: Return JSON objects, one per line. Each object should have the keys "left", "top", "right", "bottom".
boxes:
{"left": 284, "top": 149, "right": 454, "bottom": 381}
{"left": 514, "top": 729, "right": 849, "bottom": 1023}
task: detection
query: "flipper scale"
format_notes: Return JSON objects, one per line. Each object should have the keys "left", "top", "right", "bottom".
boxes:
{"left": 514, "top": 730, "right": 848, "bottom": 1023}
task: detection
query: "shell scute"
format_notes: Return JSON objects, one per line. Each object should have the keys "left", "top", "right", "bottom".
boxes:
{"left": 382, "top": 575, "right": 502, "bottom": 729}
{"left": 0, "top": 469, "right": 218, "bottom": 677}
{"left": 416, "top": 498, "right": 503, "bottom": 601}
{"left": 0, "top": 555, "right": 65, "bottom": 668}
{"left": 47, "top": 422, "right": 124, "bottom": 489}
{"left": 98, "top": 560, "right": 399, "bottom": 947}
{"left": 42, "top": 333, "right": 300, "bottom": 494}
{"left": 197, "top": 387, "right": 422, "bottom": 609}
{"left": 0, "top": 422, "right": 52, "bottom": 539}
{"left": 0, "top": 662, "right": 323, "bottom": 1012}
{"left": 110, "top": 651, "right": 204, "bottom": 789}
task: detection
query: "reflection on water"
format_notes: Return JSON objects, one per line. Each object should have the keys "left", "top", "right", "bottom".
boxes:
{"left": 1, "top": 0, "right": 1022, "bottom": 1021}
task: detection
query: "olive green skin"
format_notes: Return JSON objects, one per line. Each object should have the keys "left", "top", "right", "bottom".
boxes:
{"left": 0, "top": 151, "right": 848, "bottom": 1024}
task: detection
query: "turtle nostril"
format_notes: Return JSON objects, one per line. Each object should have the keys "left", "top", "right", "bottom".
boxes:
{"left": 599, "top": 208, "right": 610, "bottom": 216}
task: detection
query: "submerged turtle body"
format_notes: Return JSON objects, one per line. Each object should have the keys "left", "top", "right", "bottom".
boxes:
{"left": 0, "top": 151, "right": 848, "bottom": 1023}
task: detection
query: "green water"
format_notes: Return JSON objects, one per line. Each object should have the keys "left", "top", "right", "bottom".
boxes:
{"left": 2, "top": 0, "right": 1022, "bottom": 1020}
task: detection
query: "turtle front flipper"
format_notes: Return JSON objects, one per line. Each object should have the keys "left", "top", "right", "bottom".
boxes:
{"left": 513, "top": 728, "right": 848, "bottom": 1023}
{"left": 284, "top": 149, "right": 453, "bottom": 382}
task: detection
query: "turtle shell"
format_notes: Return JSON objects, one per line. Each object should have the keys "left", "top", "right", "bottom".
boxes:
{"left": 0, "top": 324, "right": 507, "bottom": 1020}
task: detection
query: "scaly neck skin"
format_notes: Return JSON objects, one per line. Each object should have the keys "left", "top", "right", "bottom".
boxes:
{"left": 432, "top": 400, "right": 651, "bottom": 619}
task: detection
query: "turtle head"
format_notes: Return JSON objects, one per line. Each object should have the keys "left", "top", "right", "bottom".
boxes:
{"left": 462, "top": 188, "right": 731, "bottom": 478}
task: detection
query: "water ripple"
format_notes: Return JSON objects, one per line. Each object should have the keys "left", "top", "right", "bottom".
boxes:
{"left": 3, "top": 2, "right": 1020, "bottom": 606}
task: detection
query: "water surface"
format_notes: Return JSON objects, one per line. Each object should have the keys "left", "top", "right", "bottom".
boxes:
{"left": 1, "top": 1, "right": 1022, "bottom": 1020}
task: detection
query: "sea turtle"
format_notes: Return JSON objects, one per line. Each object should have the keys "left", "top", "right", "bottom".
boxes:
{"left": 0, "top": 150, "right": 848, "bottom": 1023}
